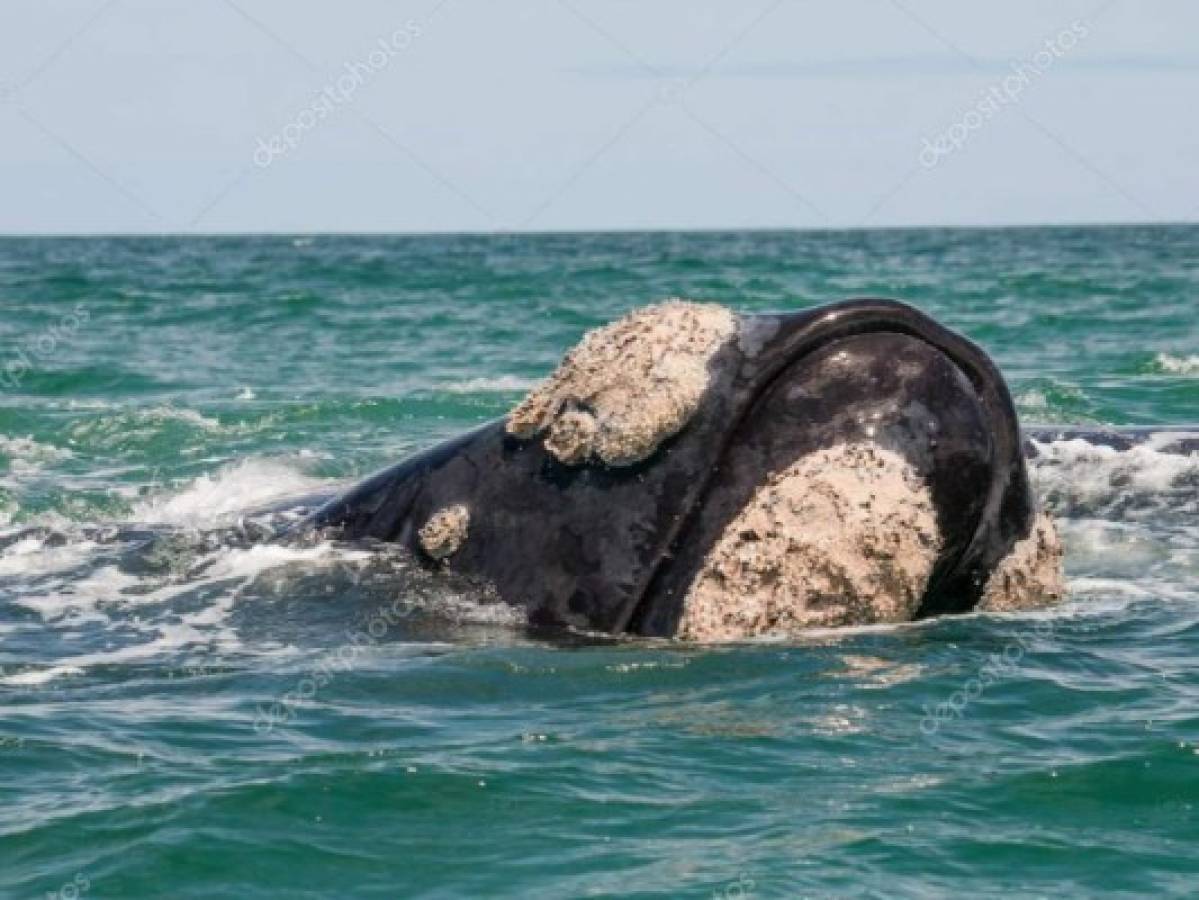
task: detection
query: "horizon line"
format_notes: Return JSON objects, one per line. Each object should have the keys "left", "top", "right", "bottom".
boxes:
{"left": 1, "top": 218, "right": 1195, "bottom": 240}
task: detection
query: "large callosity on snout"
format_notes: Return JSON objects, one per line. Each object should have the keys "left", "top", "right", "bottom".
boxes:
{"left": 306, "top": 298, "right": 1064, "bottom": 638}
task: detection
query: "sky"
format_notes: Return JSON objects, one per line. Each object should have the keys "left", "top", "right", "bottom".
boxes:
{"left": 1, "top": 0, "right": 1197, "bottom": 234}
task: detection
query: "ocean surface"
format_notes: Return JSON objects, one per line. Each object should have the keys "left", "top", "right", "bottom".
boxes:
{"left": 0, "top": 226, "right": 1196, "bottom": 898}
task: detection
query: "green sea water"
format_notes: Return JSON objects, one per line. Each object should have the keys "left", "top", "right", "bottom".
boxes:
{"left": 0, "top": 226, "right": 1196, "bottom": 898}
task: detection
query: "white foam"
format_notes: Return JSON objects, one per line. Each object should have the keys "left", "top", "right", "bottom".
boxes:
{"left": 1, "top": 664, "right": 85, "bottom": 687}
{"left": 0, "top": 619, "right": 241, "bottom": 687}
{"left": 404, "top": 591, "right": 526, "bottom": 626}
{"left": 132, "top": 457, "right": 329, "bottom": 527}
{"left": 13, "top": 541, "right": 372, "bottom": 618}
{"left": 443, "top": 374, "right": 538, "bottom": 394}
{"left": 0, "top": 436, "right": 74, "bottom": 485}
{"left": 1067, "top": 576, "right": 1161, "bottom": 602}
{"left": 0, "top": 537, "right": 100, "bottom": 578}
{"left": 4, "top": 537, "right": 385, "bottom": 689}
{"left": 199, "top": 543, "right": 372, "bottom": 582}
{"left": 0, "top": 435, "right": 74, "bottom": 464}
{"left": 150, "top": 406, "right": 221, "bottom": 430}
{"left": 66, "top": 405, "right": 223, "bottom": 447}
{"left": 1016, "top": 389, "right": 1048, "bottom": 410}
{"left": 64, "top": 398, "right": 117, "bottom": 411}
{"left": 1154, "top": 353, "right": 1199, "bottom": 376}
{"left": 1029, "top": 435, "right": 1199, "bottom": 518}
{"left": 12, "top": 564, "right": 143, "bottom": 621}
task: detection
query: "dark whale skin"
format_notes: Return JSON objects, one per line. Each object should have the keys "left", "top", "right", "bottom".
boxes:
{"left": 303, "top": 299, "right": 1035, "bottom": 635}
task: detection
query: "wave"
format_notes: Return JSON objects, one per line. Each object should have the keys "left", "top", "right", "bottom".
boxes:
{"left": 0, "top": 435, "right": 74, "bottom": 464}
{"left": 442, "top": 374, "right": 538, "bottom": 394}
{"left": 1013, "top": 381, "right": 1098, "bottom": 424}
{"left": 0, "top": 437, "right": 78, "bottom": 525}
{"left": 1150, "top": 353, "right": 1199, "bottom": 376}
{"left": 1028, "top": 433, "right": 1199, "bottom": 519}
{"left": 131, "top": 457, "right": 332, "bottom": 528}
{"left": 66, "top": 404, "right": 222, "bottom": 444}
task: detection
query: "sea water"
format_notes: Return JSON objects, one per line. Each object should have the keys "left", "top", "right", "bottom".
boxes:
{"left": 0, "top": 226, "right": 1196, "bottom": 897}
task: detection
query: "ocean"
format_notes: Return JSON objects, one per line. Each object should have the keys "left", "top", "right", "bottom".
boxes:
{"left": 0, "top": 226, "right": 1196, "bottom": 898}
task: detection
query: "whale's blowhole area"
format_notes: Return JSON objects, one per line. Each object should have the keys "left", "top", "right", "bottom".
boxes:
{"left": 506, "top": 300, "right": 737, "bottom": 466}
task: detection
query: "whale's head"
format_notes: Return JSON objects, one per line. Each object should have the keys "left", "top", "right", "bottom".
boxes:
{"left": 310, "top": 299, "right": 1063, "bottom": 639}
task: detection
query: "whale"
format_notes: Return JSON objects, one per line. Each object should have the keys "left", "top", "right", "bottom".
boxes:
{"left": 301, "top": 298, "right": 1066, "bottom": 640}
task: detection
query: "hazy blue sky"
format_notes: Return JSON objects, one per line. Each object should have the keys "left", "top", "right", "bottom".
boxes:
{"left": 1, "top": 0, "right": 1196, "bottom": 233}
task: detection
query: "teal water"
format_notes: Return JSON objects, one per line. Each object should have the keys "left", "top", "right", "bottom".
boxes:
{"left": 0, "top": 226, "right": 1196, "bottom": 898}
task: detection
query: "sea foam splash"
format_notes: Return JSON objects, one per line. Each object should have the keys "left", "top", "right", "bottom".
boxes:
{"left": 0, "top": 453, "right": 517, "bottom": 687}
{"left": 1152, "top": 353, "right": 1199, "bottom": 376}
{"left": 1028, "top": 433, "right": 1199, "bottom": 519}
{"left": 0, "top": 435, "right": 74, "bottom": 464}
{"left": 131, "top": 456, "right": 331, "bottom": 527}
{"left": 442, "top": 374, "right": 539, "bottom": 394}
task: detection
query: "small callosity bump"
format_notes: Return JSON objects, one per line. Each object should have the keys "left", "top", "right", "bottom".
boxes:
{"left": 506, "top": 300, "right": 736, "bottom": 466}
{"left": 418, "top": 504, "right": 470, "bottom": 561}
{"left": 978, "top": 512, "right": 1066, "bottom": 611}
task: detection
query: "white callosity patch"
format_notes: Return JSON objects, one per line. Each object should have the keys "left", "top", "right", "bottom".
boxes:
{"left": 506, "top": 300, "right": 737, "bottom": 466}
{"left": 418, "top": 504, "right": 470, "bottom": 560}
{"left": 978, "top": 512, "right": 1066, "bottom": 612}
{"left": 678, "top": 444, "right": 944, "bottom": 642}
